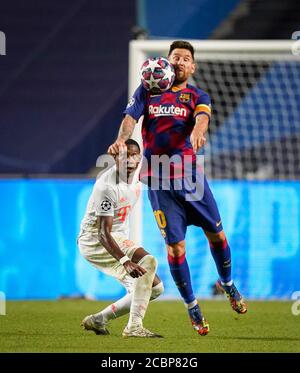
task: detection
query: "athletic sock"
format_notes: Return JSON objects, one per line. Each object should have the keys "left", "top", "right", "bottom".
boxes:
{"left": 127, "top": 255, "right": 157, "bottom": 330}
{"left": 167, "top": 253, "right": 195, "bottom": 304}
{"left": 94, "top": 282, "right": 164, "bottom": 323}
{"left": 95, "top": 294, "right": 131, "bottom": 323}
{"left": 209, "top": 239, "right": 232, "bottom": 283}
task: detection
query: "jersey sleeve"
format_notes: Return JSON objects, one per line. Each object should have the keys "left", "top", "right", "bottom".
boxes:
{"left": 123, "top": 84, "right": 147, "bottom": 121}
{"left": 93, "top": 184, "right": 116, "bottom": 217}
{"left": 193, "top": 91, "right": 212, "bottom": 120}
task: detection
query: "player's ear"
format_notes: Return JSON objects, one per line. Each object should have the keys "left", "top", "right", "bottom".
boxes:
{"left": 191, "top": 62, "right": 196, "bottom": 74}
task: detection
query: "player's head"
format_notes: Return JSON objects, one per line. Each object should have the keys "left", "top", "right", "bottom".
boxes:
{"left": 168, "top": 40, "right": 195, "bottom": 83}
{"left": 115, "top": 139, "right": 141, "bottom": 180}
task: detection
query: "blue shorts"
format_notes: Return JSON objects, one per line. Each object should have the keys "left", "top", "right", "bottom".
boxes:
{"left": 147, "top": 175, "right": 223, "bottom": 244}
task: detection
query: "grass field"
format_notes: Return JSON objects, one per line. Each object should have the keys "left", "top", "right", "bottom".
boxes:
{"left": 0, "top": 299, "right": 299, "bottom": 353}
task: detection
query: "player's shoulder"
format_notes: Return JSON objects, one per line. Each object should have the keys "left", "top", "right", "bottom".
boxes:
{"left": 186, "top": 84, "right": 210, "bottom": 98}
{"left": 126, "top": 84, "right": 149, "bottom": 109}
{"left": 134, "top": 83, "right": 149, "bottom": 98}
{"left": 94, "top": 166, "right": 118, "bottom": 195}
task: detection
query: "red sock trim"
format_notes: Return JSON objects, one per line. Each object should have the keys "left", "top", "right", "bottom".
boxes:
{"left": 209, "top": 238, "right": 228, "bottom": 250}
{"left": 167, "top": 253, "right": 186, "bottom": 265}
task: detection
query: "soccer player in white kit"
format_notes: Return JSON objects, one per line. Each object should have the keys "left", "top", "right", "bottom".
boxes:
{"left": 78, "top": 139, "right": 164, "bottom": 338}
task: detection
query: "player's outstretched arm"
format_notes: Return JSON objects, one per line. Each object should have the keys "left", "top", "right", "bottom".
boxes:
{"left": 97, "top": 215, "right": 146, "bottom": 278}
{"left": 107, "top": 115, "right": 137, "bottom": 155}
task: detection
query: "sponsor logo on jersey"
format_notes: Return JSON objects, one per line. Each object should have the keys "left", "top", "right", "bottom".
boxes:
{"left": 179, "top": 93, "right": 191, "bottom": 103}
{"left": 148, "top": 104, "right": 187, "bottom": 117}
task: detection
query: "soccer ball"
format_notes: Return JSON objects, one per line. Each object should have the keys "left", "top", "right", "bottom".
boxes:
{"left": 140, "top": 57, "right": 175, "bottom": 92}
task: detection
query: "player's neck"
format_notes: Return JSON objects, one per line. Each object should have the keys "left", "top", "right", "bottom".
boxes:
{"left": 116, "top": 170, "right": 133, "bottom": 184}
{"left": 173, "top": 80, "right": 187, "bottom": 90}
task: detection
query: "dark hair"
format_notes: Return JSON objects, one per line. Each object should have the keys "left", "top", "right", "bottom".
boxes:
{"left": 168, "top": 40, "right": 195, "bottom": 60}
{"left": 125, "top": 138, "right": 140, "bottom": 152}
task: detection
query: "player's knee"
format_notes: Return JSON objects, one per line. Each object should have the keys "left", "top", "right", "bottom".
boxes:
{"left": 167, "top": 240, "right": 186, "bottom": 257}
{"left": 205, "top": 230, "right": 226, "bottom": 242}
{"left": 138, "top": 254, "right": 158, "bottom": 272}
{"left": 209, "top": 236, "right": 228, "bottom": 250}
{"left": 151, "top": 281, "right": 164, "bottom": 300}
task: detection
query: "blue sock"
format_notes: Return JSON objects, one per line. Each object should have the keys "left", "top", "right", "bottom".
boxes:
{"left": 167, "top": 253, "right": 195, "bottom": 304}
{"left": 209, "top": 239, "right": 232, "bottom": 284}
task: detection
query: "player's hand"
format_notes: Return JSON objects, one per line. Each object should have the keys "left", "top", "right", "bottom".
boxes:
{"left": 190, "top": 131, "right": 206, "bottom": 153}
{"left": 123, "top": 261, "right": 147, "bottom": 278}
{"left": 107, "top": 139, "right": 127, "bottom": 156}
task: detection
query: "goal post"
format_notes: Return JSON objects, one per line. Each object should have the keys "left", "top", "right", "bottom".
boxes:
{"left": 128, "top": 39, "right": 300, "bottom": 243}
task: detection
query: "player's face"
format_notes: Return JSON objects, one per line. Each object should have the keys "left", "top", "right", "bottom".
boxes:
{"left": 168, "top": 48, "right": 195, "bottom": 83}
{"left": 126, "top": 145, "right": 141, "bottom": 174}
{"left": 116, "top": 144, "right": 141, "bottom": 176}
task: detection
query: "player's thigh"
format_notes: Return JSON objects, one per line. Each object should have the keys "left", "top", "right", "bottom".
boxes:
{"left": 78, "top": 233, "right": 139, "bottom": 282}
{"left": 184, "top": 175, "right": 223, "bottom": 233}
{"left": 147, "top": 188, "right": 187, "bottom": 244}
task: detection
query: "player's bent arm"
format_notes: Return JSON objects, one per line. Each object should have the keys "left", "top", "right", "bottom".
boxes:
{"left": 107, "top": 115, "right": 137, "bottom": 155}
{"left": 190, "top": 114, "right": 210, "bottom": 153}
{"left": 97, "top": 216, "right": 146, "bottom": 278}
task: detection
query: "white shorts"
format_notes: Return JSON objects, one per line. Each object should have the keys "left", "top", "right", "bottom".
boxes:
{"left": 77, "top": 229, "right": 140, "bottom": 292}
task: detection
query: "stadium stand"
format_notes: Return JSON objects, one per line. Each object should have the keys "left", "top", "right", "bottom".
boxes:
{"left": 0, "top": 0, "right": 135, "bottom": 174}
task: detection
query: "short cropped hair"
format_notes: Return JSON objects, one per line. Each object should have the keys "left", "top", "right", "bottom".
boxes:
{"left": 168, "top": 40, "right": 195, "bottom": 60}
{"left": 125, "top": 138, "right": 141, "bottom": 152}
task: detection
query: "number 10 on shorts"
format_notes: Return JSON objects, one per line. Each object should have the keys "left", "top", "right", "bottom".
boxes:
{"left": 154, "top": 210, "right": 167, "bottom": 238}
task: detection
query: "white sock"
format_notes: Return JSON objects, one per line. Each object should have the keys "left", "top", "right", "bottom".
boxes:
{"left": 221, "top": 280, "right": 233, "bottom": 286}
{"left": 94, "top": 294, "right": 132, "bottom": 323}
{"left": 150, "top": 282, "right": 164, "bottom": 300}
{"left": 94, "top": 280, "right": 164, "bottom": 324}
{"left": 127, "top": 255, "right": 157, "bottom": 330}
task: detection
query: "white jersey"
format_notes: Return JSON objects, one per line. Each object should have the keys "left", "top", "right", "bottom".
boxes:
{"left": 80, "top": 165, "right": 141, "bottom": 238}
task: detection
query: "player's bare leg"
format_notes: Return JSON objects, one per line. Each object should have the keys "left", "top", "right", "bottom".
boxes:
{"left": 167, "top": 240, "right": 209, "bottom": 336}
{"left": 205, "top": 230, "right": 247, "bottom": 314}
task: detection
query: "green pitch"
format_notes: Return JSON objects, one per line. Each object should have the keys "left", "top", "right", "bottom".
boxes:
{"left": 0, "top": 300, "right": 299, "bottom": 352}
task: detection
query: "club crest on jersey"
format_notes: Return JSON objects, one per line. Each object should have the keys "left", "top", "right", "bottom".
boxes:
{"left": 179, "top": 93, "right": 191, "bottom": 103}
{"left": 101, "top": 200, "right": 112, "bottom": 211}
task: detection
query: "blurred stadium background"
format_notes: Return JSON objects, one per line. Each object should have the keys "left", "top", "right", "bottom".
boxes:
{"left": 0, "top": 0, "right": 300, "bottom": 305}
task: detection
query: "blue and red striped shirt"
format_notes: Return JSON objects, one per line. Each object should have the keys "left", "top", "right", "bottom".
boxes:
{"left": 124, "top": 84, "right": 211, "bottom": 180}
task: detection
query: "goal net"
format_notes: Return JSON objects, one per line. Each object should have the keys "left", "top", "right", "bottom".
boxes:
{"left": 129, "top": 40, "right": 300, "bottom": 180}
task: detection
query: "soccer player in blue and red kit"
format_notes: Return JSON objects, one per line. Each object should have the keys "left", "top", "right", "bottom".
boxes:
{"left": 108, "top": 40, "right": 247, "bottom": 335}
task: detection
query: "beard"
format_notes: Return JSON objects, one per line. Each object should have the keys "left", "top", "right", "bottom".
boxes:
{"left": 174, "top": 69, "right": 187, "bottom": 83}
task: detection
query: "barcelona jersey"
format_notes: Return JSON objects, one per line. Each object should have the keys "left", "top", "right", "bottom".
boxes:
{"left": 124, "top": 84, "right": 211, "bottom": 157}
{"left": 124, "top": 84, "right": 211, "bottom": 179}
